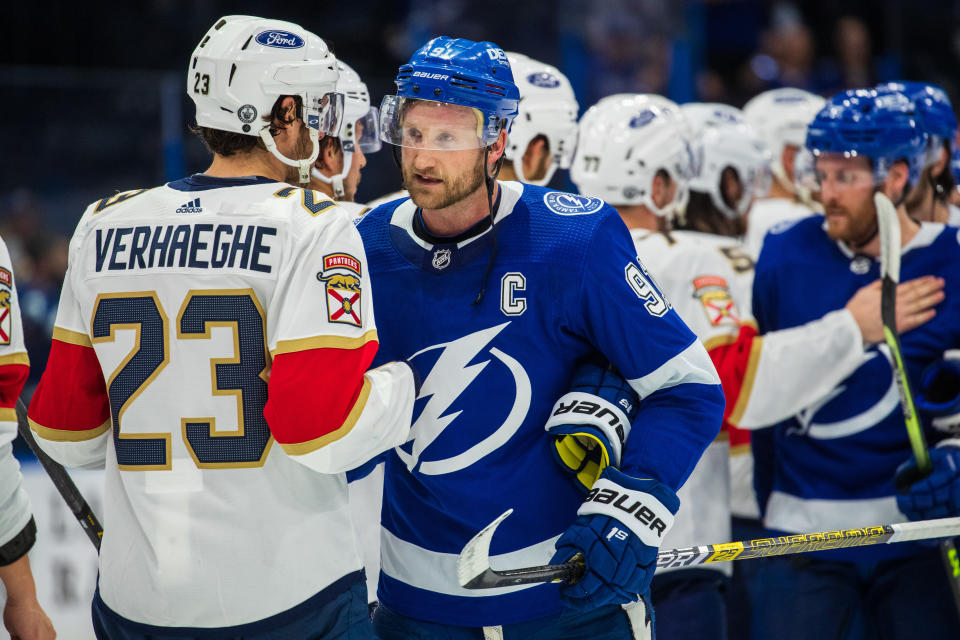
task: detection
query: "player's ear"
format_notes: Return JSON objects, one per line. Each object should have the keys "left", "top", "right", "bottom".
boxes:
{"left": 883, "top": 161, "right": 909, "bottom": 202}
{"left": 932, "top": 145, "right": 949, "bottom": 179}
{"left": 488, "top": 129, "right": 508, "bottom": 172}
{"left": 782, "top": 145, "right": 798, "bottom": 183}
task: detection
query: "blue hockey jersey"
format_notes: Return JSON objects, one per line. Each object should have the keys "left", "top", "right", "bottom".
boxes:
{"left": 752, "top": 217, "right": 960, "bottom": 562}
{"left": 357, "top": 181, "right": 724, "bottom": 626}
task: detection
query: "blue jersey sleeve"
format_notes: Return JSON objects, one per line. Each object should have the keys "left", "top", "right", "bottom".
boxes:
{"left": 752, "top": 238, "right": 780, "bottom": 335}
{"left": 565, "top": 210, "right": 725, "bottom": 490}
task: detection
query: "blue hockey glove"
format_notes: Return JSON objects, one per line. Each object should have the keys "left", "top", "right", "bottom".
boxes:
{"left": 895, "top": 441, "right": 960, "bottom": 521}
{"left": 544, "top": 361, "right": 639, "bottom": 492}
{"left": 549, "top": 466, "right": 679, "bottom": 612}
{"left": 916, "top": 350, "right": 960, "bottom": 435}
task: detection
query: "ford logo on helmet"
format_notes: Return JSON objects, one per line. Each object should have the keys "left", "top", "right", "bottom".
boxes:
{"left": 255, "top": 30, "right": 305, "bottom": 49}
{"left": 629, "top": 109, "right": 657, "bottom": 129}
{"left": 527, "top": 72, "right": 560, "bottom": 88}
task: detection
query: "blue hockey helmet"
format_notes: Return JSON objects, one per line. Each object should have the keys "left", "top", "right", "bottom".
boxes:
{"left": 877, "top": 81, "right": 957, "bottom": 144}
{"left": 805, "top": 88, "right": 927, "bottom": 187}
{"left": 380, "top": 36, "right": 520, "bottom": 150}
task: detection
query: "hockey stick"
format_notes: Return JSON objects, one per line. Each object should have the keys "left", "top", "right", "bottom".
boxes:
{"left": 875, "top": 191, "right": 960, "bottom": 609}
{"left": 457, "top": 508, "right": 960, "bottom": 589}
{"left": 14, "top": 398, "right": 102, "bottom": 551}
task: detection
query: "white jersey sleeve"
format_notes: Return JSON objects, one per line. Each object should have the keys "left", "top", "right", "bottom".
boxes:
{"left": 0, "top": 234, "right": 33, "bottom": 549}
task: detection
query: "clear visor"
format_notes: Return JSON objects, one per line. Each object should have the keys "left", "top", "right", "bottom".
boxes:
{"left": 304, "top": 91, "right": 345, "bottom": 136}
{"left": 811, "top": 152, "right": 877, "bottom": 192}
{"left": 380, "top": 95, "right": 504, "bottom": 150}
{"left": 342, "top": 107, "right": 382, "bottom": 154}
{"left": 794, "top": 147, "right": 820, "bottom": 195}
{"left": 550, "top": 121, "right": 580, "bottom": 169}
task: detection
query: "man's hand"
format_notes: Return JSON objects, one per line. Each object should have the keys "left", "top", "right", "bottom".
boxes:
{"left": 895, "top": 441, "right": 960, "bottom": 521}
{"left": 545, "top": 361, "right": 639, "bottom": 492}
{"left": 549, "top": 467, "right": 678, "bottom": 611}
{"left": 846, "top": 276, "right": 944, "bottom": 344}
{"left": 0, "top": 555, "right": 55, "bottom": 640}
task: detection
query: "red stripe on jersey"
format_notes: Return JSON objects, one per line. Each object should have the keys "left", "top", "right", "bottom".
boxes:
{"left": 707, "top": 323, "right": 760, "bottom": 447}
{"left": 265, "top": 340, "right": 379, "bottom": 448}
{"left": 0, "top": 362, "right": 29, "bottom": 409}
{"left": 28, "top": 339, "right": 109, "bottom": 432}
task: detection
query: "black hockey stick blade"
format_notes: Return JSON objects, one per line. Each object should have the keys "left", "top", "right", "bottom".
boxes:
{"left": 459, "top": 510, "right": 960, "bottom": 589}
{"left": 15, "top": 398, "right": 103, "bottom": 551}
{"left": 458, "top": 509, "right": 585, "bottom": 588}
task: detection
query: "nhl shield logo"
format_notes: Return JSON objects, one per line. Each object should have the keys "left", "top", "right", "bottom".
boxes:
{"left": 692, "top": 275, "right": 740, "bottom": 327}
{"left": 0, "top": 268, "right": 11, "bottom": 345}
{"left": 432, "top": 248, "right": 451, "bottom": 270}
{"left": 317, "top": 253, "right": 362, "bottom": 327}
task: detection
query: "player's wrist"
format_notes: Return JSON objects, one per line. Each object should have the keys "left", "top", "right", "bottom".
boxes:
{"left": 578, "top": 467, "right": 679, "bottom": 547}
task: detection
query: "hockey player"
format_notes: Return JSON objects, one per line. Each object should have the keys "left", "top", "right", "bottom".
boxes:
{"left": 747, "top": 88, "right": 960, "bottom": 639}
{"left": 25, "top": 16, "right": 417, "bottom": 638}
{"left": 358, "top": 37, "right": 725, "bottom": 639}
{"left": 572, "top": 93, "right": 737, "bottom": 639}
{"left": 876, "top": 82, "right": 959, "bottom": 226}
{"left": 742, "top": 88, "right": 825, "bottom": 258}
{"left": 0, "top": 236, "right": 55, "bottom": 639}
{"left": 310, "top": 59, "right": 381, "bottom": 218}
{"left": 498, "top": 52, "right": 579, "bottom": 186}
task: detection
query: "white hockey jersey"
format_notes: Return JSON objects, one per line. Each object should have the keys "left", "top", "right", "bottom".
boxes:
{"left": 745, "top": 197, "right": 817, "bottom": 260}
{"left": 0, "top": 234, "right": 32, "bottom": 550}
{"left": 27, "top": 174, "right": 416, "bottom": 629}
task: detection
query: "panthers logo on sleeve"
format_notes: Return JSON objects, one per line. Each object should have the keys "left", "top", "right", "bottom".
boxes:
{"left": 0, "top": 267, "right": 11, "bottom": 345}
{"left": 692, "top": 275, "right": 740, "bottom": 327}
{"left": 316, "top": 253, "right": 362, "bottom": 327}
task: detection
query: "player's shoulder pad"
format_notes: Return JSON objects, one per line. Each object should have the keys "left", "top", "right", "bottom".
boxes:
{"left": 355, "top": 195, "right": 410, "bottom": 230}
{"left": 522, "top": 184, "right": 618, "bottom": 230}
{"left": 760, "top": 214, "right": 824, "bottom": 251}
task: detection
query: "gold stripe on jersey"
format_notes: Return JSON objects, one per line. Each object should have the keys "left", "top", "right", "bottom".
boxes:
{"left": 0, "top": 352, "right": 29, "bottom": 366}
{"left": 728, "top": 336, "right": 765, "bottom": 427}
{"left": 279, "top": 377, "right": 372, "bottom": 456}
{"left": 730, "top": 443, "right": 751, "bottom": 456}
{"left": 0, "top": 408, "right": 15, "bottom": 422}
{"left": 53, "top": 326, "right": 93, "bottom": 347}
{"left": 702, "top": 319, "right": 758, "bottom": 353}
{"left": 271, "top": 330, "right": 378, "bottom": 357}
{"left": 30, "top": 417, "right": 111, "bottom": 441}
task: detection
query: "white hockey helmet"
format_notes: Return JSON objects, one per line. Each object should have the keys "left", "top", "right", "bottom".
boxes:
{"left": 503, "top": 52, "right": 579, "bottom": 186}
{"left": 572, "top": 93, "right": 694, "bottom": 217}
{"left": 312, "top": 59, "right": 381, "bottom": 199}
{"left": 742, "top": 88, "right": 826, "bottom": 193}
{"left": 681, "top": 103, "right": 772, "bottom": 219}
{"left": 189, "top": 15, "right": 345, "bottom": 184}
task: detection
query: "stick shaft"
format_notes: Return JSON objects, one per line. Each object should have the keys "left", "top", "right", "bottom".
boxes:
{"left": 15, "top": 398, "right": 102, "bottom": 551}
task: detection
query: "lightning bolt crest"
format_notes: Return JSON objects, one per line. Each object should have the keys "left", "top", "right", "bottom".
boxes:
{"left": 400, "top": 322, "right": 511, "bottom": 471}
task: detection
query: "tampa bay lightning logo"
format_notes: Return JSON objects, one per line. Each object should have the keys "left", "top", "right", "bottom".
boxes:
{"left": 792, "top": 346, "right": 900, "bottom": 439}
{"left": 527, "top": 72, "right": 560, "bottom": 88}
{"left": 544, "top": 192, "right": 604, "bottom": 216}
{"left": 255, "top": 30, "right": 305, "bottom": 49}
{"left": 629, "top": 109, "right": 657, "bottom": 129}
{"left": 398, "top": 323, "right": 531, "bottom": 476}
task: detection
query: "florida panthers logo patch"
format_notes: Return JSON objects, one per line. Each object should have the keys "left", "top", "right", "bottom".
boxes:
{"left": 317, "top": 253, "right": 362, "bottom": 327}
{"left": 692, "top": 275, "right": 740, "bottom": 327}
{"left": 0, "top": 268, "right": 11, "bottom": 345}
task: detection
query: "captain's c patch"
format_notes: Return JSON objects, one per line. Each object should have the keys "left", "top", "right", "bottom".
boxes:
{"left": 317, "top": 253, "right": 362, "bottom": 327}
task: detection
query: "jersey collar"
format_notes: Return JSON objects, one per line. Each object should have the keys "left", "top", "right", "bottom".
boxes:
{"left": 167, "top": 174, "right": 279, "bottom": 192}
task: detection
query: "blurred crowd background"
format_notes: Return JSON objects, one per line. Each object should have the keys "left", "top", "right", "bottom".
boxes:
{"left": 2, "top": 0, "right": 959, "bottom": 407}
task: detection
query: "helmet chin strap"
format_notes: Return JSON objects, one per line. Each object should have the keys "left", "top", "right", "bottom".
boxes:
{"left": 259, "top": 127, "right": 320, "bottom": 185}
{"left": 310, "top": 151, "right": 353, "bottom": 200}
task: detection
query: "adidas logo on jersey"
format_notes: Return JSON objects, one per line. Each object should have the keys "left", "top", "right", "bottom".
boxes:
{"left": 176, "top": 198, "right": 202, "bottom": 214}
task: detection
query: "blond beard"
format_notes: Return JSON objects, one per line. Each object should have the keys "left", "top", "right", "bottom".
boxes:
{"left": 402, "top": 159, "right": 486, "bottom": 210}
